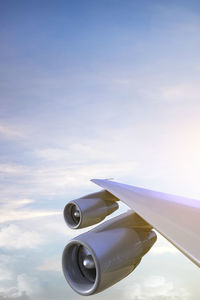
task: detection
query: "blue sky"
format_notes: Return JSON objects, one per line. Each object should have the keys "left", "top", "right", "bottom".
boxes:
{"left": 0, "top": 1, "right": 200, "bottom": 299}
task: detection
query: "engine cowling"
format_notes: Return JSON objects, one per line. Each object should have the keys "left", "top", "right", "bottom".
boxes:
{"left": 64, "top": 190, "right": 119, "bottom": 229}
{"left": 62, "top": 211, "right": 157, "bottom": 295}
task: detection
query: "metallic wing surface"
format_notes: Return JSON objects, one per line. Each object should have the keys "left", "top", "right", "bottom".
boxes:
{"left": 91, "top": 179, "right": 200, "bottom": 267}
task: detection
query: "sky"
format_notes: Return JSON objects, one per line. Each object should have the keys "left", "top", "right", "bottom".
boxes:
{"left": 0, "top": 0, "right": 200, "bottom": 299}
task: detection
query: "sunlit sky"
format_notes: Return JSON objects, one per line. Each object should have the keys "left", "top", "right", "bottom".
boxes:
{"left": 0, "top": 0, "right": 200, "bottom": 299}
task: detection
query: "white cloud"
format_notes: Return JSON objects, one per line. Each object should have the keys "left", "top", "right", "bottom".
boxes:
{"left": 122, "top": 275, "right": 189, "bottom": 300}
{"left": 34, "top": 143, "right": 118, "bottom": 162}
{"left": 0, "top": 124, "right": 24, "bottom": 139}
{"left": 0, "top": 198, "right": 61, "bottom": 223}
{"left": 0, "top": 209, "right": 61, "bottom": 224}
{"left": 36, "top": 257, "right": 61, "bottom": 272}
{"left": 0, "top": 273, "right": 41, "bottom": 299}
{"left": 43, "top": 219, "right": 74, "bottom": 237}
{"left": 161, "top": 83, "right": 200, "bottom": 102}
{"left": 150, "top": 234, "right": 179, "bottom": 255}
{"left": 0, "top": 155, "right": 137, "bottom": 199}
{"left": 151, "top": 245, "right": 178, "bottom": 255}
{"left": 0, "top": 224, "right": 43, "bottom": 249}
{"left": 0, "top": 259, "right": 14, "bottom": 281}
{"left": 0, "top": 262, "right": 13, "bottom": 281}
{"left": 0, "top": 164, "right": 29, "bottom": 175}
{"left": 16, "top": 274, "right": 41, "bottom": 297}
{"left": 0, "top": 267, "right": 13, "bottom": 282}
{"left": 33, "top": 145, "right": 137, "bottom": 192}
{"left": 35, "top": 148, "right": 70, "bottom": 161}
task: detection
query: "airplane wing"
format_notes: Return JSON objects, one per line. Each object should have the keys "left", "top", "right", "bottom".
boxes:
{"left": 91, "top": 179, "right": 200, "bottom": 267}
{"left": 62, "top": 179, "right": 200, "bottom": 295}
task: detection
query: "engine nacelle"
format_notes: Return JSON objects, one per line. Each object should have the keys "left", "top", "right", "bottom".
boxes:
{"left": 62, "top": 211, "right": 157, "bottom": 295}
{"left": 64, "top": 190, "right": 119, "bottom": 229}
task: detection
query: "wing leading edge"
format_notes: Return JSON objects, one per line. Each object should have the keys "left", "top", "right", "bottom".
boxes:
{"left": 91, "top": 179, "right": 200, "bottom": 267}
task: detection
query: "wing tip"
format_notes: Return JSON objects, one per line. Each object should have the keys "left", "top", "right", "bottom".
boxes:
{"left": 91, "top": 178, "right": 114, "bottom": 184}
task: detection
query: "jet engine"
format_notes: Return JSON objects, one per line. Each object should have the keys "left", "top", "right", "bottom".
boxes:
{"left": 62, "top": 210, "right": 157, "bottom": 295}
{"left": 64, "top": 190, "right": 119, "bottom": 229}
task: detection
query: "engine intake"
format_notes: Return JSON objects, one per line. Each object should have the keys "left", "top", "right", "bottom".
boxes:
{"left": 62, "top": 211, "right": 157, "bottom": 295}
{"left": 64, "top": 190, "right": 119, "bottom": 229}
